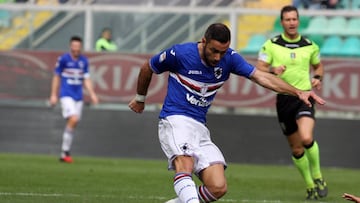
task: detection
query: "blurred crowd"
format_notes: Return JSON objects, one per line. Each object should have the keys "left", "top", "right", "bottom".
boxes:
{"left": 292, "top": 0, "right": 339, "bottom": 9}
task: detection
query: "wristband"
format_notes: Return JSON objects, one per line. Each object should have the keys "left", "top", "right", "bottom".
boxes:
{"left": 313, "top": 75, "right": 323, "bottom": 81}
{"left": 135, "top": 94, "right": 146, "bottom": 102}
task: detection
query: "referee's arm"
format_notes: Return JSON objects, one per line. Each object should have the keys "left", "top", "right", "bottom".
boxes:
{"left": 311, "top": 63, "right": 324, "bottom": 90}
{"left": 256, "top": 60, "right": 286, "bottom": 76}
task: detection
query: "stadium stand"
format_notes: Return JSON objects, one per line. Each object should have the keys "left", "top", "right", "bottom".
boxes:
{"left": 346, "top": 17, "right": 360, "bottom": 35}
{"left": 338, "top": 36, "right": 360, "bottom": 57}
{"left": 0, "top": 0, "right": 57, "bottom": 50}
{"left": 307, "top": 34, "right": 325, "bottom": 48}
{"left": 240, "top": 34, "right": 267, "bottom": 55}
{"left": 303, "top": 16, "right": 328, "bottom": 35}
{"left": 326, "top": 16, "right": 347, "bottom": 35}
{"left": 351, "top": 0, "right": 360, "bottom": 9}
{"left": 236, "top": 0, "right": 291, "bottom": 51}
{"left": 320, "top": 35, "right": 342, "bottom": 56}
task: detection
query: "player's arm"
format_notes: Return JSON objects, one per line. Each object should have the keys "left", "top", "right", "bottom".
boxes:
{"left": 256, "top": 60, "right": 286, "bottom": 75}
{"left": 343, "top": 193, "right": 360, "bottom": 203}
{"left": 128, "top": 61, "right": 154, "bottom": 113}
{"left": 83, "top": 78, "right": 99, "bottom": 105}
{"left": 311, "top": 62, "right": 324, "bottom": 90}
{"left": 250, "top": 69, "right": 325, "bottom": 107}
{"left": 49, "top": 74, "right": 60, "bottom": 106}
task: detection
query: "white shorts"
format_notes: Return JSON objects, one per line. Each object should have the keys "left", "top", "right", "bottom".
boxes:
{"left": 158, "top": 115, "right": 226, "bottom": 176}
{"left": 60, "top": 97, "right": 83, "bottom": 119}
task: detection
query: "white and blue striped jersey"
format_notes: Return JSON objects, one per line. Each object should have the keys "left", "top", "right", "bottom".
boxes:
{"left": 150, "top": 42, "right": 256, "bottom": 123}
{"left": 55, "top": 53, "right": 89, "bottom": 101}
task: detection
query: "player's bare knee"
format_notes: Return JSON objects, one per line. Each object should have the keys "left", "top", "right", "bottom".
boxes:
{"left": 291, "top": 145, "right": 304, "bottom": 157}
{"left": 302, "top": 137, "right": 313, "bottom": 146}
{"left": 67, "top": 116, "right": 79, "bottom": 128}
{"left": 207, "top": 182, "right": 227, "bottom": 198}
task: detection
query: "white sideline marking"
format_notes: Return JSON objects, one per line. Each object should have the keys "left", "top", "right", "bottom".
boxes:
{"left": 0, "top": 192, "right": 80, "bottom": 197}
{"left": 0, "top": 192, "right": 329, "bottom": 203}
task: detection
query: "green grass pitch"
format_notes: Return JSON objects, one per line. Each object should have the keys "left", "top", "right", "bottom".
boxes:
{"left": 0, "top": 153, "right": 359, "bottom": 203}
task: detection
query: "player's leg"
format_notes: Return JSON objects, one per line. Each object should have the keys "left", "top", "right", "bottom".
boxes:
{"left": 59, "top": 97, "right": 82, "bottom": 162}
{"left": 297, "top": 116, "right": 327, "bottom": 197}
{"left": 172, "top": 156, "right": 199, "bottom": 203}
{"left": 194, "top": 128, "right": 227, "bottom": 202}
{"left": 287, "top": 131, "right": 315, "bottom": 190}
{"left": 276, "top": 95, "right": 317, "bottom": 199}
{"left": 198, "top": 164, "right": 227, "bottom": 202}
{"left": 159, "top": 116, "right": 202, "bottom": 203}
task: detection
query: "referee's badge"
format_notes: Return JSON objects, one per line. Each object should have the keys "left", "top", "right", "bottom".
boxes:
{"left": 290, "top": 52, "right": 296, "bottom": 59}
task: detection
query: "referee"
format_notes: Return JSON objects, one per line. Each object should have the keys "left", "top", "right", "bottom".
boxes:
{"left": 257, "top": 5, "right": 327, "bottom": 200}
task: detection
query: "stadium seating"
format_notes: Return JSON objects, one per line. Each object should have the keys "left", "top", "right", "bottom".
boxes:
{"left": 307, "top": 34, "right": 325, "bottom": 48}
{"left": 240, "top": 34, "right": 267, "bottom": 55}
{"left": 0, "top": 9, "right": 10, "bottom": 28}
{"left": 303, "top": 16, "right": 328, "bottom": 35}
{"left": 272, "top": 17, "right": 282, "bottom": 33}
{"left": 320, "top": 36, "right": 342, "bottom": 56}
{"left": 338, "top": 36, "right": 360, "bottom": 57}
{"left": 326, "top": 16, "right": 347, "bottom": 35}
{"left": 337, "top": 0, "right": 350, "bottom": 9}
{"left": 352, "top": 0, "right": 360, "bottom": 9}
{"left": 346, "top": 17, "right": 360, "bottom": 35}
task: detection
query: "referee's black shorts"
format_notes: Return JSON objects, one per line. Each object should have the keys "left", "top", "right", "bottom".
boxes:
{"left": 276, "top": 94, "right": 315, "bottom": 136}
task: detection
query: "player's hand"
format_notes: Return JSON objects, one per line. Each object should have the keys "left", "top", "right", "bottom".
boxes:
{"left": 272, "top": 65, "right": 286, "bottom": 75}
{"left": 343, "top": 193, "right": 360, "bottom": 203}
{"left": 311, "top": 78, "right": 322, "bottom": 90}
{"left": 90, "top": 94, "right": 99, "bottom": 105}
{"left": 297, "top": 91, "right": 326, "bottom": 107}
{"left": 49, "top": 95, "right": 58, "bottom": 107}
{"left": 129, "top": 98, "right": 145, "bottom": 113}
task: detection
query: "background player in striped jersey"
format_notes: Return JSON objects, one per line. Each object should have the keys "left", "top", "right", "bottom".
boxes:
{"left": 49, "top": 36, "right": 98, "bottom": 163}
{"left": 129, "top": 23, "right": 325, "bottom": 203}
{"left": 256, "top": 5, "right": 327, "bottom": 200}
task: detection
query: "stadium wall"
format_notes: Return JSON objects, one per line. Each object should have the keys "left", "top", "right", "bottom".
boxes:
{"left": 0, "top": 105, "right": 359, "bottom": 169}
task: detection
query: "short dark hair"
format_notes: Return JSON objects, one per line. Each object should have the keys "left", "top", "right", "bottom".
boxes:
{"left": 204, "top": 23, "right": 231, "bottom": 43}
{"left": 280, "top": 5, "right": 299, "bottom": 20}
{"left": 70, "top": 36, "right": 82, "bottom": 43}
{"left": 102, "top": 27, "right": 112, "bottom": 33}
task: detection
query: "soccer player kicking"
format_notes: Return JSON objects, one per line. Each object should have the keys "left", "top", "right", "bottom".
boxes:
{"left": 129, "top": 23, "right": 325, "bottom": 203}
{"left": 49, "top": 36, "right": 98, "bottom": 163}
{"left": 256, "top": 5, "right": 327, "bottom": 200}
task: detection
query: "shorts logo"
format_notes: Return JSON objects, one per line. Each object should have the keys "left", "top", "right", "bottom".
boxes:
{"left": 214, "top": 67, "right": 222, "bottom": 79}
{"left": 179, "top": 143, "right": 190, "bottom": 153}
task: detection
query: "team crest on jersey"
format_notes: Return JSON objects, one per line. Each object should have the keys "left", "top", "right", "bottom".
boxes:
{"left": 290, "top": 52, "right": 296, "bottom": 59}
{"left": 78, "top": 61, "right": 84, "bottom": 69}
{"left": 214, "top": 67, "right": 222, "bottom": 79}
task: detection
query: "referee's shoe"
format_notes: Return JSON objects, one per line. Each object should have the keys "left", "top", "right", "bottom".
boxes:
{"left": 315, "top": 178, "right": 328, "bottom": 198}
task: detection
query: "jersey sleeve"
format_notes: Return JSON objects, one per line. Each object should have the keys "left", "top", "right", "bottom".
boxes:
{"left": 258, "top": 39, "right": 273, "bottom": 64}
{"left": 230, "top": 51, "right": 256, "bottom": 79}
{"left": 310, "top": 43, "right": 321, "bottom": 65}
{"left": 149, "top": 45, "right": 178, "bottom": 74}
{"left": 54, "top": 56, "right": 64, "bottom": 75}
{"left": 83, "top": 58, "right": 90, "bottom": 79}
